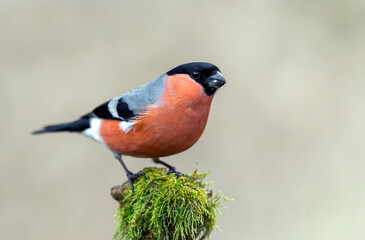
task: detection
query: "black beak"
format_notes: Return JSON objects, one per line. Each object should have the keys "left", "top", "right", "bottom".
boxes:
{"left": 207, "top": 72, "right": 226, "bottom": 89}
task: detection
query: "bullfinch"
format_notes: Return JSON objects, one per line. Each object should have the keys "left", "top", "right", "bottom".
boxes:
{"left": 34, "top": 62, "right": 226, "bottom": 192}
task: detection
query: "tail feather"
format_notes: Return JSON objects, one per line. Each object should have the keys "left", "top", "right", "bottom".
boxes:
{"left": 33, "top": 118, "right": 90, "bottom": 134}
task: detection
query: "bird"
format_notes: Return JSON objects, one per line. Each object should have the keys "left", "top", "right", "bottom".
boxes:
{"left": 33, "top": 62, "right": 226, "bottom": 192}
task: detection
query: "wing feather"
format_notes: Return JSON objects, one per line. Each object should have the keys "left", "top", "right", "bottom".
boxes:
{"left": 82, "top": 74, "right": 167, "bottom": 121}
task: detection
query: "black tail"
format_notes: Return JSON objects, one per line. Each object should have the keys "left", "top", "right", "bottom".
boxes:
{"left": 32, "top": 118, "right": 90, "bottom": 134}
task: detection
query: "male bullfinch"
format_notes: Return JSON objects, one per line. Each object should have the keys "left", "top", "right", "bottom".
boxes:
{"left": 34, "top": 62, "right": 226, "bottom": 192}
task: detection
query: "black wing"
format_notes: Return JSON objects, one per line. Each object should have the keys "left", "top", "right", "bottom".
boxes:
{"left": 82, "top": 98, "right": 136, "bottom": 121}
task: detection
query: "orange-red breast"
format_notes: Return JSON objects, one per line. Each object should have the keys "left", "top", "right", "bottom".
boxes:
{"left": 34, "top": 62, "right": 226, "bottom": 191}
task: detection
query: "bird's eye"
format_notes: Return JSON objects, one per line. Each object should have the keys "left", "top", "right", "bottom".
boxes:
{"left": 191, "top": 71, "right": 200, "bottom": 79}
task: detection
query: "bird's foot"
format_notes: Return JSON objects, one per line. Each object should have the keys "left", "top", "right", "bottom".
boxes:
{"left": 126, "top": 171, "right": 145, "bottom": 192}
{"left": 151, "top": 158, "right": 184, "bottom": 178}
{"left": 167, "top": 167, "right": 184, "bottom": 178}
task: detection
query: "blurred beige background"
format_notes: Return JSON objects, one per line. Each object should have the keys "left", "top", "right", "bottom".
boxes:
{"left": 1, "top": 0, "right": 364, "bottom": 239}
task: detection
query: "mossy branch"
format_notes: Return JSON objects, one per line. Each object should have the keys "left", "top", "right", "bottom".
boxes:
{"left": 111, "top": 167, "right": 229, "bottom": 240}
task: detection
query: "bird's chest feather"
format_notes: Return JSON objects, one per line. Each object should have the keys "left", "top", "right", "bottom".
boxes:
{"left": 152, "top": 75, "right": 212, "bottom": 132}
{"left": 138, "top": 89, "right": 212, "bottom": 143}
{"left": 133, "top": 75, "right": 213, "bottom": 155}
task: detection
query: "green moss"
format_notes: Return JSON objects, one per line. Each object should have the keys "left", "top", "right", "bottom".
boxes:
{"left": 113, "top": 167, "right": 228, "bottom": 240}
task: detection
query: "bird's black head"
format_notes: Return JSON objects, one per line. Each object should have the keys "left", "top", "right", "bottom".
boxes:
{"left": 167, "top": 62, "right": 226, "bottom": 96}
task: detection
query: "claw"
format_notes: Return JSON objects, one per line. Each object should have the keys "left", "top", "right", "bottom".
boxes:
{"left": 167, "top": 167, "right": 184, "bottom": 178}
{"left": 126, "top": 171, "right": 145, "bottom": 192}
{"left": 152, "top": 158, "right": 184, "bottom": 178}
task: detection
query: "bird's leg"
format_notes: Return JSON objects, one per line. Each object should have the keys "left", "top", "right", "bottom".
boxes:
{"left": 152, "top": 158, "right": 183, "bottom": 178}
{"left": 113, "top": 153, "right": 145, "bottom": 192}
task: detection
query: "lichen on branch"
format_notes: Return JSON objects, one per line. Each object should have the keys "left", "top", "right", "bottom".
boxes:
{"left": 111, "top": 167, "right": 229, "bottom": 240}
